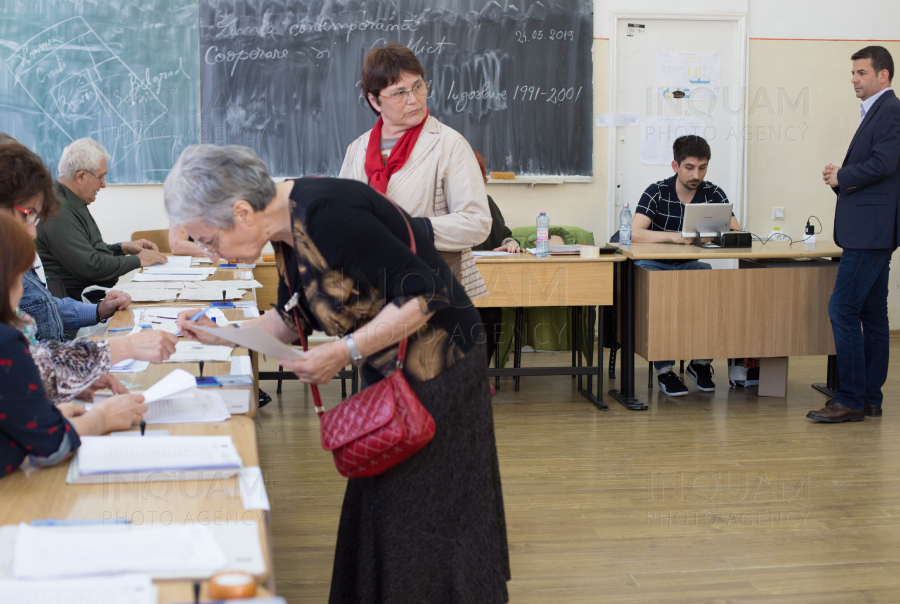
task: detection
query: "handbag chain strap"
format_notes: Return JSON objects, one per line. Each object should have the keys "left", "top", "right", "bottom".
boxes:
{"left": 280, "top": 197, "right": 418, "bottom": 416}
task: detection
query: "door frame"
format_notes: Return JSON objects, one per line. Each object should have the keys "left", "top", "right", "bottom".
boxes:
{"left": 607, "top": 12, "right": 749, "bottom": 240}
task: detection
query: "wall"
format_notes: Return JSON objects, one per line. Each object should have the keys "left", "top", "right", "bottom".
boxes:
{"left": 85, "top": 1, "right": 900, "bottom": 324}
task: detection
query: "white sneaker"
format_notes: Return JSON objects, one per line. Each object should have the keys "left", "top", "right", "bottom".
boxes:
{"left": 729, "top": 361, "right": 748, "bottom": 387}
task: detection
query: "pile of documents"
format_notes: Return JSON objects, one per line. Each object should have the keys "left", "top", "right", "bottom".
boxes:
{"left": 0, "top": 574, "right": 156, "bottom": 604}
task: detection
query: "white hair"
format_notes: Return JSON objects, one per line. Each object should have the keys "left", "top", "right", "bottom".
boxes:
{"left": 57, "top": 138, "right": 111, "bottom": 181}
{"left": 164, "top": 144, "right": 275, "bottom": 230}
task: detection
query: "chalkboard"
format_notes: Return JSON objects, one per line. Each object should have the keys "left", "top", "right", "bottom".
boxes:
{"left": 0, "top": 1, "right": 200, "bottom": 184}
{"left": 199, "top": 0, "right": 593, "bottom": 178}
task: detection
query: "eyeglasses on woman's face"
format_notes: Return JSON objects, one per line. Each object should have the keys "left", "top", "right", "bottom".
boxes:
{"left": 195, "top": 233, "right": 220, "bottom": 257}
{"left": 379, "top": 81, "right": 430, "bottom": 104}
{"left": 13, "top": 205, "right": 40, "bottom": 226}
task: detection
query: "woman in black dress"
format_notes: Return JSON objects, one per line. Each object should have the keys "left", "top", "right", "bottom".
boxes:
{"left": 167, "top": 144, "right": 510, "bottom": 604}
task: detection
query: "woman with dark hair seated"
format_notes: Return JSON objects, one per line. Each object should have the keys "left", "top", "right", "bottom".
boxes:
{"left": 0, "top": 213, "right": 148, "bottom": 478}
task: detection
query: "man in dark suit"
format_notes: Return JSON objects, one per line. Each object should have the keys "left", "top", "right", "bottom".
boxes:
{"left": 808, "top": 46, "right": 900, "bottom": 423}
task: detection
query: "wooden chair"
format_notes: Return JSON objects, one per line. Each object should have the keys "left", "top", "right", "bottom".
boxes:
{"left": 131, "top": 229, "right": 171, "bottom": 253}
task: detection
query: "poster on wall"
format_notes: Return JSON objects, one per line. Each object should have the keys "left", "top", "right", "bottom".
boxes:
{"left": 655, "top": 52, "right": 721, "bottom": 100}
{"left": 640, "top": 117, "right": 706, "bottom": 165}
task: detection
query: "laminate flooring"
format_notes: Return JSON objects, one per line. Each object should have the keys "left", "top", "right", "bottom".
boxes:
{"left": 256, "top": 346, "right": 900, "bottom": 603}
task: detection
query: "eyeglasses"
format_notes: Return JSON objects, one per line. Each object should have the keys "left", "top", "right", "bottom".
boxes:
{"left": 13, "top": 205, "right": 40, "bottom": 226}
{"left": 80, "top": 170, "right": 106, "bottom": 184}
{"left": 195, "top": 233, "right": 219, "bottom": 257}
{"left": 379, "top": 81, "right": 430, "bottom": 104}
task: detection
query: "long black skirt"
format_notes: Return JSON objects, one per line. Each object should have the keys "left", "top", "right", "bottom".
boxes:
{"left": 329, "top": 345, "right": 510, "bottom": 604}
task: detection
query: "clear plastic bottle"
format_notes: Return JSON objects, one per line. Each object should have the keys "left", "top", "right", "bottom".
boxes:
{"left": 536, "top": 211, "right": 550, "bottom": 257}
{"left": 619, "top": 202, "right": 633, "bottom": 246}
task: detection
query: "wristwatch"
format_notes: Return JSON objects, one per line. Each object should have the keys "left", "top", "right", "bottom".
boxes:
{"left": 343, "top": 334, "right": 365, "bottom": 367}
{"left": 112, "top": 242, "right": 124, "bottom": 256}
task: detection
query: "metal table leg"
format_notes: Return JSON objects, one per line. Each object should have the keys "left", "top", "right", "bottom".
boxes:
{"left": 609, "top": 258, "right": 647, "bottom": 410}
{"left": 812, "top": 354, "right": 838, "bottom": 398}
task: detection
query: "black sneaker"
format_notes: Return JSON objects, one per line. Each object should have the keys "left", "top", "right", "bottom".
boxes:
{"left": 687, "top": 362, "right": 715, "bottom": 391}
{"left": 259, "top": 388, "right": 272, "bottom": 408}
{"left": 657, "top": 371, "right": 689, "bottom": 396}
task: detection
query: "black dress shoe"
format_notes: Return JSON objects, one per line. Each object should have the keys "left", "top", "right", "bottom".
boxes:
{"left": 259, "top": 388, "right": 272, "bottom": 408}
{"left": 864, "top": 403, "right": 882, "bottom": 417}
{"left": 806, "top": 400, "right": 864, "bottom": 423}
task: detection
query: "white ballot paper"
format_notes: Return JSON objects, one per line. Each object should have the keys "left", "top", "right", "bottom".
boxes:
{"left": 150, "top": 256, "right": 193, "bottom": 268}
{"left": 12, "top": 524, "right": 228, "bottom": 580}
{"left": 164, "top": 341, "right": 234, "bottom": 363}
{"left": 75, "top": 435, "right": 242, "bottom": 475}
{"left": 194, "top": 325, "right": 303, "bottom": 360}
{"left": 140, "top": 369, "right": 196, "bottom": 403}
{"left": 0, "top": 574, "right": 155, "bottom": 604}
{"left": 132, "top": 272, "right": 209, "bottom": 282}
{"left": 142, "top": 389, "right": 231, "bottom": 424}
{"left": 177, "top": 289, "right": 247, "bottom": 301}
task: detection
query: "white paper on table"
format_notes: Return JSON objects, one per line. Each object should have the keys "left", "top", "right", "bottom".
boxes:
{"left": 195, "top": 279, "right": 262, "bottom": 289}
{"left": 219, "top": 389, "right": 250, "bottom": 414}
{"left": 239, "top": 270, "right": 254, "bottom": 279}
{"left": 164, "top": 341, "right": 234, "bottom": 363}
{"left": 230, "top": 356, "right": 253, "bottom": 376}
{"left": 109, "top": 359, "right": 150, "bottom": 374}
{"left": 75, "top": 435, "right": 242, "bottom": 475}
{"left": 132, "top": 272, "right": 208, "bottom": 282}
{"left": 142, "top": 266, "right": 216, "bottom": 275}
{"left": 0, "top": 574, "right": 155, "bottom": 604}
{"left": 238, "top": 466, "right": 270, "bottom": 511}
{"left": 177, "top": 289, "right": 247, "bottom": 301}
{"left": 140, "top": 368, "right": 196, "bottom": 403}
{"left": 194, "top": 325, "right": 302, "bottom": 360}
{"left": 242, "top": 307, "right": 260, "bottom": 318}
{"left": 142, "top": 389, "right": 231, "bottom": 424}
{"left": 472, "top": 251, "right": 517, "bottom": 257}
{"left": 151, "top": 323, "right": 181, "bottom": 335}
{"left": 150, "top": 256, "right": 192, "bottom": 269}
{"left": 117, "top": 281, "right": 185, "bottom": 290}
{"left": 640, "top": 117, "right": 706, "bottom": 165}
{"left": 236, "top": 263, "right": 256, "bottom": 269}
{"left": 191, "top": 257, "right": 213, "bottom": 264}
{"left": 12, "top": 523, "right": 228, "bottom": 580}
{"left": 126, "top": 291, "right": 179, "bottom": 302}
{"left": 233, "top": 301, "right": 257, "bottom": 308}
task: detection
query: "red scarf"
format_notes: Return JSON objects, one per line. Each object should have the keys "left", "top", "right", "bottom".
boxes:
{"left": 364, "top": 110, "right": 429, "bottom": 194}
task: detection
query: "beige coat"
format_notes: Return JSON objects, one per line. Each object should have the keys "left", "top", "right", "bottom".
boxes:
{"left": 339, "top": 115, "right": 490, "bottom": 299}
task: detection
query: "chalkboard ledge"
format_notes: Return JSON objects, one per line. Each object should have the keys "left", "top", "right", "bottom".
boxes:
{"left": 487, "top": 176, "right": 593, "bottom": 186}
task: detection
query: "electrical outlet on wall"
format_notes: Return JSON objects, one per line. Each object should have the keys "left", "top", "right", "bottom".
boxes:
{"left": 773, "top": 206, "right": 785, "bottom": 220}
{"left": 768, "top": 226, "right": 791, "bottom": 241}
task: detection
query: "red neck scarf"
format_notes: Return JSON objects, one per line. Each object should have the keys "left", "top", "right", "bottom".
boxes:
{"left": 364, "top": 110, "right": 429, "bottom": 194}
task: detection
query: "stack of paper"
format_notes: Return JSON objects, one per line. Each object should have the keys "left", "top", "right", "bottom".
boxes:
{"left": 109, "top": 358, "right": 150, "bottom": 374}
{"left": 132, "top": 272, "right": 209, "bottom": 282}
{"left": 177, "top": 288, "right": 248, "bottom": 301}
{"left": 12, "top": 524, "right": 229, "bottom": 580}
{"left": 75, "top": 434, "right": 242, "bottom": 475}
{"left": 182, "top": 279, "right": 262, "bottom": 289}
{"left": 150, "top": 256, "right": 193, "bottom": 268}
{"left": 164, "top": 342, "right": 234, "bottom": 363}
{"left": 142, "top": 389, "right": 231, "bottom": 425}
{"left": 0, "top": 574, "right": 155, "bottom": 604}
{"left": 142, "top": 267, "right": 217, "bottom": 276}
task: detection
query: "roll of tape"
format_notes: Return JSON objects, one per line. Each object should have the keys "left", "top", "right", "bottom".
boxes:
{"left": 208, "top": 571, "right": 257, "bottom": 600}
{"left": 580, "top": 245, "right": 600, "bottom": 259}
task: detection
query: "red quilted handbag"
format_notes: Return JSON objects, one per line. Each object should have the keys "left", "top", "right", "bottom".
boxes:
{"left": 281, "top": 206, "right": 436, "bottom": 479}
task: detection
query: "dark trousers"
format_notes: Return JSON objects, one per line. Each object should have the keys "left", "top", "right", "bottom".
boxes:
{"left": 478, "top": 307, "right": 503, "bottom": 366}
{"left": 828, "top": 248, "right": 895, "bottom": 410}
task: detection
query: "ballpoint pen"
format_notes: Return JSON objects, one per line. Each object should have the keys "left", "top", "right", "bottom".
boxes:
{"left": 140, "top": 420, "right": 146, "bottom": 436}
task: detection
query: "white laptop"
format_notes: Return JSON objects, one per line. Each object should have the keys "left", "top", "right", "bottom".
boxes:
{"left": 681, "top": 203, "right": 733, "bottom": 238}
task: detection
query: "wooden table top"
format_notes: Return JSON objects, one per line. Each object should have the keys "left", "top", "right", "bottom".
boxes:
{"left": 474, "top": 252, "right": 625, "bottom": 264}
{"left": 615, "top": 240, "right": 844, "bottom": 260}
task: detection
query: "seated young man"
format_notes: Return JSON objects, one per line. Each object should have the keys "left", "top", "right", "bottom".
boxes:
{"left": 631, "top": 135, "right": 742, "bottom": 396}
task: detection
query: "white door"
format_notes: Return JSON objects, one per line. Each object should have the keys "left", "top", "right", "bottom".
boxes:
{"left": 608, "top": 14, "right": 748, "bottom": 243}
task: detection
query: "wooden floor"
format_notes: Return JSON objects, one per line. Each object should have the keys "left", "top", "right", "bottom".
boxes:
{"left": 256, "top": 343, "right": 900, "bottom": 603}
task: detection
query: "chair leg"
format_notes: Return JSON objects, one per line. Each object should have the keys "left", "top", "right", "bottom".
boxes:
{"left": 494, "top": 334, "right": 501, "bottom": 390}
{"left": 576, "top": 307, "right": 584, "bottom": 391}
{"left": 571, "top": 307, "right": 578, "bottom": 374}
{"left": 680, "top": 360, "right": 685, "bottom": 374}
{"left": 609, "top": 346, "right": 618, "bottom": 380}
{"left": 277, "top": 364, "right": 283, "bottom": 394}
{"left": 648, "top": 361, "right": 654, "bottom": 389}
{"left": 341, "top": 371, "right": 347, "bottom": 399}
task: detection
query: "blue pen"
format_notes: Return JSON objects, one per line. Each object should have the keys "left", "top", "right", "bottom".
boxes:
{"left": 107, "top": 327, "right": 133, "bottom": 332}
{"left": 188, "top": 308, "right": 209, "bottom": 322}
{"left": 31, "top": 518, "right": 131, "bottom": 526}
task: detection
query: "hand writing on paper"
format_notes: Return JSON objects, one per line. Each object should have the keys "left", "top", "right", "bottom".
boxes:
{"left": 176, "top": 309, "right": 233, "bottom": 346}
{"left": 279, "top": 340, "right": 350, "bottom": 385}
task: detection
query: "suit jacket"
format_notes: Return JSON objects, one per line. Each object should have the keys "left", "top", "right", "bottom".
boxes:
{"left": 833, "top": 89, "right": 900, "bottom": 249}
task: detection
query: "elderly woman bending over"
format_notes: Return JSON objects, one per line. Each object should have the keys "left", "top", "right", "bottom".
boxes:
{"left": 167, "top": 145, "right": 509, "bottom": 604}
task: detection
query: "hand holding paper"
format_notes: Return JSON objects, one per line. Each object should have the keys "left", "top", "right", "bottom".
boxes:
{"left": 193, "top": 324, "right": 303, "bottom": 360}
{"left": 141, "top": 369, "right": 196, "bottom": 403}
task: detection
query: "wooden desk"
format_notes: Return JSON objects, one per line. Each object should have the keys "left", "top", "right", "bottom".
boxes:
{"left": 253, "top": 260, "right": 279, "bottom": 312}
{"left": 0, "top": 419, "right": 273, "bottom": 601}
{"left": 609, "top": 242, "right": 844, "bottom": 410}
{"left": 474, "top": 254, "right": 625, "bottom": 410}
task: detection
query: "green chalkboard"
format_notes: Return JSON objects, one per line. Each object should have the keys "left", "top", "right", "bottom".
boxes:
{"left": 0, "top": 0, "right": 200, "bottom": 184}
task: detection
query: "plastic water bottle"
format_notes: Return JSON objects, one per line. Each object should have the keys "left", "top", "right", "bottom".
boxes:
{"left": 619, "top": 202, "right": 633, "bottom": 246}
{"left": 536, "top": 211, "right": 550, "bottom": 257}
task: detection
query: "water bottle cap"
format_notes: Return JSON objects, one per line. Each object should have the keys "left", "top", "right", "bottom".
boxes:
{"left": 539, "top": 210, "right": 546, "bottom": 214}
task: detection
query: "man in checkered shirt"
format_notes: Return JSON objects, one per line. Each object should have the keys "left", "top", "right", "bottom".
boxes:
{"left": 631, "top": 135, "right": 743, "bottom": 397}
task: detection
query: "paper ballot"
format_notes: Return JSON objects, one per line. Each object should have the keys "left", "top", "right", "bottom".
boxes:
{"left": 150, "top": 255, "right": 193, "bottom": 268}
{"left": 194, "top": 325, "right": 302, "bottom": 359}
{"left": 0, "top": 574, "right": 156, "bottom": 604}
{"left": 141, "top": 389, "right": 231, "bottom": 424}
{"left": 140, "top": 369, "right": 196, "bottom": 403}
{"left": 164, "top": 342, "right": 234, "bottom": 363}
{"left": 12, "top": 524, "right": 228, "bottom": 580}
{"left": 132, "top": 272, "right": 209, "bottom": 282}
{"left": 75, "top": 435, "right": 242, "bottom": 475}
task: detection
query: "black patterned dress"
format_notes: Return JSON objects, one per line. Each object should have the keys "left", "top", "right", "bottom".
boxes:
{"left": 275, "top": 178, "right": 510, "bottom": 604}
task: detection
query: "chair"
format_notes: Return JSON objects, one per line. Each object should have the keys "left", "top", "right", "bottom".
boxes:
{"left": 131, "top": 229, "right": 171, "bottom": 253}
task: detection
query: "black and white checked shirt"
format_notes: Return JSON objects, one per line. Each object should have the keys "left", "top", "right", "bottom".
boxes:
{"left": 635, "top": 175, "right": 730, "bottom": 233}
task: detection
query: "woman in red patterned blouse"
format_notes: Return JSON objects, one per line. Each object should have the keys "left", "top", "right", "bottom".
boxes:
{"left": 0, "top": 214, "right": 148, "bottom": 478}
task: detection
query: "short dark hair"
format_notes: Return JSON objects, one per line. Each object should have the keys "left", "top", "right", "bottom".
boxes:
{"left": 0, "top": 212, "right": 38, "bottom": 327}
{"left": 673, "top": 135, "right": 711, "bottom": 165}
{"left": 0, "top": 141, "right": 59, "bottom": 220}
{"left": 851, "top": 46, "right": 894, "bottom": 83}
{"left": 360, "top": 42, "right": 425, "bottom": 116}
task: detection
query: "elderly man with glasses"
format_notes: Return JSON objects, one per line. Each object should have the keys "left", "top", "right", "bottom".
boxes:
{"left": 36, "top": 138, "right": 168, "bottom": 300}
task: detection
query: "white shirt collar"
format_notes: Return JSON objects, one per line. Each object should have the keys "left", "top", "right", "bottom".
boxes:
{"left": 861, "top": 87, "right": 892, "bottom": 123}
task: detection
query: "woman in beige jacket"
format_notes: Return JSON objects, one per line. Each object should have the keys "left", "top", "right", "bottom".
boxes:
{"left": 339, "top": 42, "right": 491, "bottom": 300}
